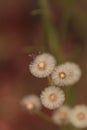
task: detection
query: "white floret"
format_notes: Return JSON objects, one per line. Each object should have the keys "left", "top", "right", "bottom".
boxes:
{"left": 51, "top": 62, "right": 81, "bottom": 86}
{"left": 29, "top": 53, "right": 56, "bottom": 78}
{"left": 69, "top": 105, "right": 87, "bottom": 128}
{"left": 52, "top": 105, "right": 71, "bottom": 125}
{"left": 40, "top": 86, "right": 65, "bottom": 110}
{"left": 21, "top": 95, "right": 41, "bottom": 111}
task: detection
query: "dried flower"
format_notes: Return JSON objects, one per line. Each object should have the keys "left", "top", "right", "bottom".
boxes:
{"left": 29, "top": 53, "right": 56, "bottom": 78}
{"left": 40, "top": 86, "right": 65, "bottom": 110}
{"left": 52, "top": 105, "right": 70, "bottom": 125}
{"left": 51, "top": 62, "right": 81, "bottom": 86}
{"left": 21, "top": 95, "right": 41, "bottom": 111}
{"left": 69, "top": 105, "right": 87, "bottom": 128}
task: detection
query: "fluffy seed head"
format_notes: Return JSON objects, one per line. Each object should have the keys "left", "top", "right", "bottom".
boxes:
{"left": 52, "top": 105, "right": 70, "bottom": 124}
{"left": 69, "top": 105, "right": 87, "bottom": 128}
{"left": 29, "top": 53, "right": 56, "bottom": 78}
{"left": 40, "top": 86, "right": 65, "bottom": 110}
{"left": 51, "top": 62, "right": 82, "bottom": 86}
{"left": 21, "top": 95, "right": 41, "bottom": 111}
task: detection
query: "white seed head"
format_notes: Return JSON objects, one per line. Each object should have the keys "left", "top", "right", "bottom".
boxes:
{"left": 52, "top": 105, "right": 70, "bottom": 125}
{"left": 69, "top": 105, "right": 87, "bottom": 128}
{"left": 21, "top": 95, "right": 41, "bottom": 111}
{"left": 40, "top": 86, "right": 65, "bottom": 110}
{"left": 29, "top": 53, "right": 56, "bottom": 78}
{"left": 51, "top": 62, "right": 82, "bottom": 86}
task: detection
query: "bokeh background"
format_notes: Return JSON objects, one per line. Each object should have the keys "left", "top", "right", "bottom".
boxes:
{"left": 0, "top": 0, "right": 87, "bottom": 130}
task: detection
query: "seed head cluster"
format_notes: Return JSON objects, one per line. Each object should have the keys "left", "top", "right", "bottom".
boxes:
{"left": 21, "top": 53, "right": 86, "bottom": 128}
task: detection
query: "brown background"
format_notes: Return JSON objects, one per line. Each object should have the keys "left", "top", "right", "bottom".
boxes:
{"left": 0, "top": 0, "right": 87, "bottom": 130}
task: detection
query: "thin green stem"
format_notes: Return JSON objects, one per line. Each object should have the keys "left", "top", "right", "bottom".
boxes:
{"left": 35, "top": 111, "right": 53, "bottom": 123}
{"left": 63, "top": 86, "right": 76, "bottom": 107}
{"left": 48, "top": 76, "right": 55, "bottom": 86}
{"left": 59, "top": 0, "right": 75, "bottom": 41}
{"left": 39, "top": 0, "right": 63, "bottom": 63}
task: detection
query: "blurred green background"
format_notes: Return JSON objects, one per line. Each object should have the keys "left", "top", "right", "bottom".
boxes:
{"left": 0, "top": 0, "right": 87, "bottom": 130}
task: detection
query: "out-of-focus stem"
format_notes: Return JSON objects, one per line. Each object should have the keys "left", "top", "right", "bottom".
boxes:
{"left": 48, "top": 76, "right": 55, "bottom": 86}
{"left": 39, "top": 0, "right": 63, "bottom": 63}
{"left": 35, "top": 111, "right": 53, "bottom": 123}
{"left": 64, "top": 86, "right": 76, "bottom": 107}
{"left": 59, "top": 0, "right": 75, "bottom": 41}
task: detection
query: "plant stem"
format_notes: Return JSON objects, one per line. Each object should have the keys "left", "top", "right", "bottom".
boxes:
{"left": 39, "top": 0, "right": 63, "bottom": 63}
{"left": 63, "top": 86, "right": 76, "bottom": 107}
{"left": 35, "top": 111, "right": 53, "bottom": 123}
{"left": 48, "top": 76, "right": 55, "bottom": 86}
{"left": 59, "top": 0, "right": 75, "bottom": 41}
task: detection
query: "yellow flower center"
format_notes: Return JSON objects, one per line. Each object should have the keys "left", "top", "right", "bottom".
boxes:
{"left": 26, "top": 102, "right": 35, "bottom": 110}
{"left": 49, "top": 93, "right": 57, "bottom": 102}
{"left": 38, "top": 62, "right": 46, "bottom": 70}
{"left": 59, "top": 111, "right": 68, "bottom": 120}
{"left": 77, "top": 112, "right": 85, "bottom": 121}
{"left": 59, "top": 72, "right": 66, "bottom": 79}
